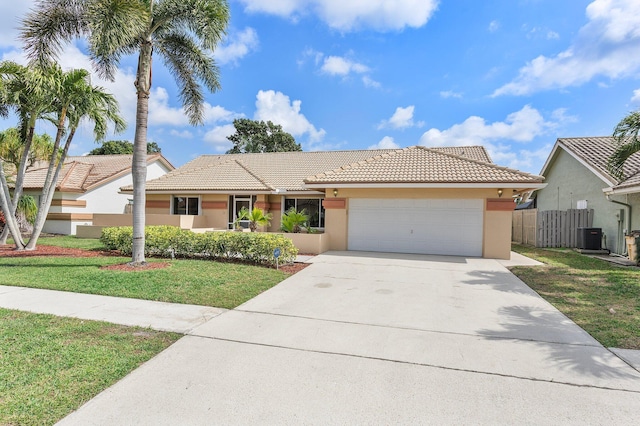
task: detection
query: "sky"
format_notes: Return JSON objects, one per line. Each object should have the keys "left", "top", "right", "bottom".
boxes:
{"left": 1, "top": 0, "right": 640, "bottom": 175}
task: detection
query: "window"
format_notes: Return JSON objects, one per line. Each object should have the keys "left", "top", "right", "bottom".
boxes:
{"left": 284, "top": 198, "right": 325, "bottom": 228}
{"left": 173, "top": 196, "right": 199, "bottom": 215}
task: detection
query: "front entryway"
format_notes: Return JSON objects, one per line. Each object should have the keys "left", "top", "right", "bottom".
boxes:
{"left": 347, "top": 198, "right": 483, "bottom": 256}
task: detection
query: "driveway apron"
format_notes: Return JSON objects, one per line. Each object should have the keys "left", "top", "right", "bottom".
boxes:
{"left": 59, "top": 251, "right": 640, "bottom": 425}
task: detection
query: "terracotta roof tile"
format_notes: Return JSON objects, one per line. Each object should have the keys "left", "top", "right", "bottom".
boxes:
{"left": 304, "top": 146, "right": 542, "bottom": 184}
{"left": 22, "top": 154, "right": 170, "bottom": 192}
{"left": 556, "top": 137, "right": 640, "bottom": 186}
{"left": 139, "top": 146, "right": 539, "bottom": 193}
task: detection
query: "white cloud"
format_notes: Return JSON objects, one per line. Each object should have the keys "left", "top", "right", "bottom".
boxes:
{"left": 0, "top": 1, "right": 31, "bottom": 48}
{"left": 631, "top": 89, "right": 640, "bottom": 103}
{"left": 170, "top": 129, "right": 193, "bottom": 139}
{"left": 254, "top": 90, "right": 326, "bottom": 144}
{"left": 368, "top": 136, "right": 400, "bottom": 150}
{"left": 378, "top": 106, "right": 423, "bottom": 130}
{"left": 362, "top": 76, "right": 381, "bottom": 89}
{"left": 320, "top": 55, "right": 369, "bottom": 76}
{"left": 214, "top": 27, "right": 259, "bottom": 66}
{"left": 440, "top": 90, "right": 463, "bottom": 99}
{"left": 148, "top": 87, "right": 238, "bottom": 127}
{"left": 419, "top": 105, "right": 549, "bottom": 147}
{"left": 204, "top": 124, "right": 236, "bottom": 152}
{"left": 547, "top": 31, "right": 560, "bottom": 40}
{"left": 488, "top": 20, "right": 500, "bottom": 33}
{"left": 239, "top": 0, "right": 439, "bottom": 32}
{"left": 494, "top": 0, "right": 640, "bottom": 96}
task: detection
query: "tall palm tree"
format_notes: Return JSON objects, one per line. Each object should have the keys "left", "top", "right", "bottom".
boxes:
{"left": 608, "top": 110, "right": 640, "bottom": 179}
{"left": 0, "top": 61, "right": 59, "bottom": 247}
{"left": 26, "top": 65, "right": 125, "bottom": 250}
{"left": 21, "top": 0, "right": 230, "bottom": 264}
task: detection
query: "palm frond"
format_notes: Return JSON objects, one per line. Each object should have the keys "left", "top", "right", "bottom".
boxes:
{"left": 156, "top": 31, "right": 221, "bottom": 125}
{"left": 608, "top": 110, "right": 640, "bottom": 179}
{"left": 86, "top": 0, "right": 150, "bottom": 80}
{"left": 20, "top": 0, "right": 89, "bottom": 67}
{"left": 153, "top": 0, "right": 229, "bottom": 49}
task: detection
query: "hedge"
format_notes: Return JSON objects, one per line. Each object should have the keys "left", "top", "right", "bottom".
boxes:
{"left": 100, "top": 226, "right": 298, "bottom": 266}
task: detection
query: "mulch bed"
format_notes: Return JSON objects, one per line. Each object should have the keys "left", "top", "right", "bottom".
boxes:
{"left": 0, "top": 244, "right": 309, "bottom": 274}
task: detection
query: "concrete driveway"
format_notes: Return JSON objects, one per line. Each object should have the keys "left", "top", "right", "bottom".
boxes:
{"left": 60, "top": 252, "right": 640, "bottom": 425}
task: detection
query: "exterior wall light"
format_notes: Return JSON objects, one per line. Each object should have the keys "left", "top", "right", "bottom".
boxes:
{"left": 497, "top": 189, "right": 503, "bottom": 198}
{"left": 333, "top": 189, "right": 338, "bottom": 197}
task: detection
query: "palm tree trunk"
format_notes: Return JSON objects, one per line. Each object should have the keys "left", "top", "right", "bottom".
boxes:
{"left": 0, "top": 161, "right": 25, "bottom": 248}
{"left": 130, "top": 40, "right": 153, "bottom": 266}
{"left": 0, "top": 123, "right": 35, "bottom": 245}
{"left": 26, "top": 128, "right": 73, "bottom": 250}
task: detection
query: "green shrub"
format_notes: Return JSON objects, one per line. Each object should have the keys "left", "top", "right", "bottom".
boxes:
{"left": 100, "top": 226, "right": 298, "bottom": 266}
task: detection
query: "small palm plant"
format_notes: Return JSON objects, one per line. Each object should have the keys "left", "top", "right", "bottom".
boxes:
{"left": 237, "top": 206, "right": 272, "bottom": 232}
{"left": 280, "top": 208, "right": 309, "bottom": 233}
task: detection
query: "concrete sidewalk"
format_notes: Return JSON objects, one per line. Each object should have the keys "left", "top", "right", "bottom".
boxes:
{"left": 0, "top": 285, "right": 225, "bottom": 333}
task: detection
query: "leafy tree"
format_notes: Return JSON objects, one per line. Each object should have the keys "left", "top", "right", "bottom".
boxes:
{"left": 22, "top": 0, "right": 230, "bottom": 265}
{"left": 608, "top": 110, "right": 640, "bottom": 179}
{"left": 0, "top": 128, "right": 55, "bottom": 178}
{"left": 226, "top": 118, "right": 301, "bottom": 154}
{"left": 89, "top": 140, "right": 161, "bottom": 155}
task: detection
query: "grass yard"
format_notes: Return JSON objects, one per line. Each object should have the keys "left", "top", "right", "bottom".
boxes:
{"left": 35, "top": 235, "right": 107, "bottom": 251}
{"left": 0, "top": 308, "right": 180, "bottom": 426}
{"left": 0, "top": 255, "right": 289, "bottom": 309}
{"left": 511, "top": 244, "right": 640, "bottom": 349}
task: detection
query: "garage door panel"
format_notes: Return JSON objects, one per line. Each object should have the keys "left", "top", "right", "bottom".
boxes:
{"left": 348, "top": 198, "right": 483, "bottom": 257}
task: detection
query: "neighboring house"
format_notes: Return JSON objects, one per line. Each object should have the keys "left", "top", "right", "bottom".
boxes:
{"left": 22, "top": 154, "right": 174, "bottom": 235}
{"left": 536, "top": 137, "right": 640, "bottom": 254}
{"left": 120, "top": 146, "right": 544, "bottom": 259}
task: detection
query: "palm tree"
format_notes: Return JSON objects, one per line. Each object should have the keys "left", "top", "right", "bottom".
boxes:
{"left": 25, "top": 66, "right": 125, "bottom": 250}
{"left": 0, "top": 61, "right": 59, "bottom": 248}
{"left": 280, "top": 208, "right": 309, "bottom": 233}
{"left": 21, "top": 0, "right": 230, "bottom": 265}
{"left": 608, "top": 110, "right": 640, "bottom": 179}
{"left": 237, "top": 206, "right": 273, "bottom": 232}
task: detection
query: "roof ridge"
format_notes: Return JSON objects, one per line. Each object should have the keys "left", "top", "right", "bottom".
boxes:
{"left": 234, "top": 159, "right": 275, "bottom": 190}
{"left": 415, "top": 145, "right": 543, "bottom": 179}
{"left": 307, "top": 147, "right": 410, "bottom": 180}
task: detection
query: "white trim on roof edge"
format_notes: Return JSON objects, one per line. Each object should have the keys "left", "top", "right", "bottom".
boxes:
{"left": 540, "top": 140, "right": 616, "bottom": 187}
{"left": 602, "top": 185, "right": 640, "bottom": 195}
{"left": 304, "top": 183, "right": 547, "bottom": 190}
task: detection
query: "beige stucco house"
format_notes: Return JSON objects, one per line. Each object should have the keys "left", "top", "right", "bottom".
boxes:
{"left": 114, "top": 146, "right": 544, "bottom": 259}
{"left": 22, "top": 154, "right": 174, "bottom": 235}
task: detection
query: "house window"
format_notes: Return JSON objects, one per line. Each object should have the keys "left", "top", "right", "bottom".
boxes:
{"left": 284, "top": 198, "right": 325, "bottom": 228}
{"left": 173, "top": 196, "right": 199, "bottom": 215}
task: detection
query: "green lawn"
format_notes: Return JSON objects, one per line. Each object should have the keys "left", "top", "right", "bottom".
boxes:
{"left": 0, "top": 255, "right": 288, "bottom": 309}
{"left": 35, "top": 235, "right": 107, "bottom": 251}
{"left": 511, "top": 244, "right": 640, "bottom": 349}
{"left": 0, "top": 308, "right": 180, "bottom": 426}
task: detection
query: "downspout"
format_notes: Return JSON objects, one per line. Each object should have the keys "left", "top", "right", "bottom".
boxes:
{"left": 606, "top": 194, "right": 631, "bottom": 255}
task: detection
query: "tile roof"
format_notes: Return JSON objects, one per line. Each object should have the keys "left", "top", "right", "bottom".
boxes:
{"left": 137, "top": 146, "right": 540, "bottom": 193}
{"left": 556, "top": 137, "right": 640, "bottom": 187}
{"left": 22, "top": 154, "right": 170, "bottom": 192}
{"left": 304, "top": 146, "right": 543, "bottom": 184}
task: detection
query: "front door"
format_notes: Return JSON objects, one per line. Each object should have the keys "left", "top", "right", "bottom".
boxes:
{"left": 233, "top": 196, "right": 251, "bottom": 229}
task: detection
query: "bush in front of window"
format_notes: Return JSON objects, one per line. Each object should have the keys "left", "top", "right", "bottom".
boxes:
{"left": 100, "top": 226, "right": 298, "bottom": 266}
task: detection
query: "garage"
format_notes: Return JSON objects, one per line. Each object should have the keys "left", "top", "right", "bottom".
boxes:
{"left": 347, "top": 198, "right": 484, "bottom": 256}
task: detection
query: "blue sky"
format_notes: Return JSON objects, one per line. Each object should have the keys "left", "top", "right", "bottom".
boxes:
{"left": 1, "top": 0, "right": 640, "bottom": 174}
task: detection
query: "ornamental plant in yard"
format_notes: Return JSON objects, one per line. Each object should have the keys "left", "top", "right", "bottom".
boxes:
{"left": 101, "top": 226, "right": 298, "bottom": 266}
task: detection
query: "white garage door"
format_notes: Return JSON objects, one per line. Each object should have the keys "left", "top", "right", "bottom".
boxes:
{"left": 348, "top": 198, "right": 483, "bottom": 256}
